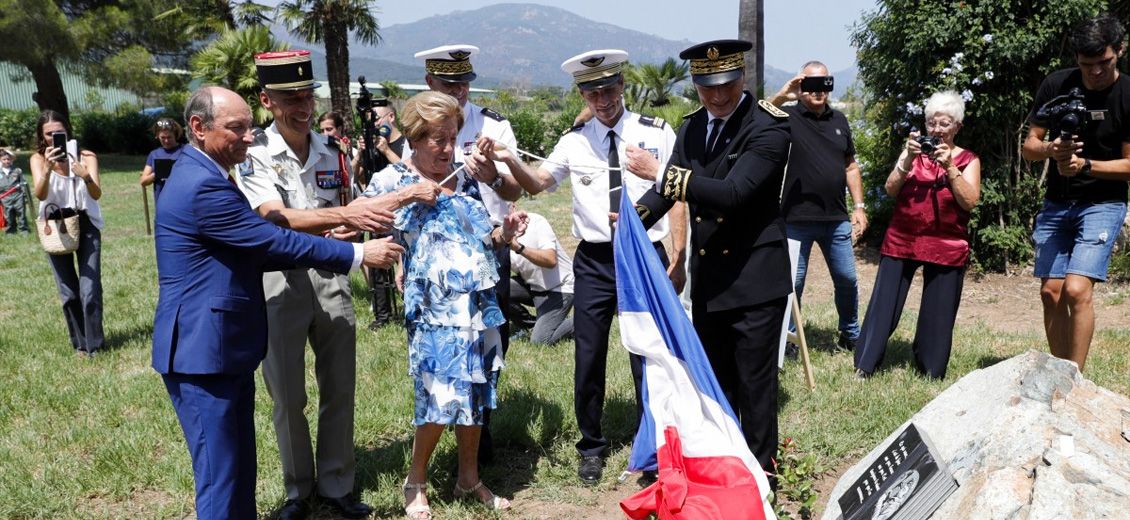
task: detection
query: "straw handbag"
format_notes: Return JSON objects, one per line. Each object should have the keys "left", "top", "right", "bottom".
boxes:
{"left": 37, "top": 202, "right": 81, "bottom": 255}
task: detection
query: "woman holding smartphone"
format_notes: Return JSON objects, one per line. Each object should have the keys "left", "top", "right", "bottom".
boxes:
{"left": 30, "top": 110, "right": 104, "bottom": 358}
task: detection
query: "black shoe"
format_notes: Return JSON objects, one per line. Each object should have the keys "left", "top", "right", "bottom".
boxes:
{"left": 784, "top": 342, "right": 799, "bottom": 361}
{"left": 578, "top": 456, "right": 603, "bottom": 485}
{"left": 367, "top": 318, "right": 390, "bottom": 332}
{"left": 277, "top": 498, "right": 311, "bottom": 520}
{"left": 854, "top": 368, "right": 871, "bottom": 380}
{"left": 836, "top": 334, "right": 857, "bottom": 353}
{"left": 317, "top": 493, "right": 373, "bottom": 519}
{"left": 637, "top": 470, "right": 659, "bottom": 487}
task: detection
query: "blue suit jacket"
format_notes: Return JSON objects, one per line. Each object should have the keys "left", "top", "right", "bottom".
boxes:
{"left": 152, "top": 146, "right": 355, "bottom": 375}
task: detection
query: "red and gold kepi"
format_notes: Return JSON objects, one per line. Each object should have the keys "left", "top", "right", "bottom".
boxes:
{"left": 680, "top": 39, "right": 753, "bottom": 87}
{"left": 254, "top": 50, "right": 320, "bottom": 91}
{"left": 415, "top": 44, "right": 480, "bottom": 83}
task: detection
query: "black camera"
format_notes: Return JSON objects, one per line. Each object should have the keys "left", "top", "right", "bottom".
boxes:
{"left": 1034, "top": 87, "right": 1107, "bottom": 140}
{"left": 915, "top": 135, "right": 941, "bottom": 155}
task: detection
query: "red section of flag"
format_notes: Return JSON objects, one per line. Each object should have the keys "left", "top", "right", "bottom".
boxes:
{"left": 621, "top": 426, "right": 767, "bottom": 520}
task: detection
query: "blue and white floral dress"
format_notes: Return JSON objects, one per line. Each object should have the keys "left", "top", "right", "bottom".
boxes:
{"left": 363, "top": 163, "right": 505, "bottom": 426}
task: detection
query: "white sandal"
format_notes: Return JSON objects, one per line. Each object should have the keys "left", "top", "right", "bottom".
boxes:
{"left": 403, "top": 478, "right": 431, "bottom": 519}
{"left": 454, "top": 480, "right": 511, "bottom": 510}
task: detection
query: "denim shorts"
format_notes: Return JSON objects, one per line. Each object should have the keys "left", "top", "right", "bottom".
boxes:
{"left": 1032, "top": 199, "right": 1127, "bottom": 281}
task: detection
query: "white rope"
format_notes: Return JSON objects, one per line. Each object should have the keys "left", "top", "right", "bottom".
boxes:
{"left": 512, "top": 146, "right": 623, "bottom": 173}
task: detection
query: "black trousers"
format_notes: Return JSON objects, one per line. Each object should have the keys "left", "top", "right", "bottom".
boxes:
{"left": 573, "top": 240, "right": 666, "bottom": 457}
{"left": 693, "top": 296, "right": 787, "bottom": 480}
{"left": 855, "top": 255, "right": 965, "bottom": 379}
{"left": 479, "top": 242, "right": 511, "bottom": 461}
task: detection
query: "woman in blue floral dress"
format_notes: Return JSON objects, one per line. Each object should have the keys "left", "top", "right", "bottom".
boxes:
{"left": 361, "top": 91, "right": 526, "bottom": 519}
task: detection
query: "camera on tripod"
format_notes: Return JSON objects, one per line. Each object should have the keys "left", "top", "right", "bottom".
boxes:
{"left": 1034, "top": 87, "right": 1107, "bottom": 140}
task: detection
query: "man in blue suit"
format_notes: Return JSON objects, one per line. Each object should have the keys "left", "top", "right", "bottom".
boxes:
{"left": 152, "top": 86, "right": 403, "bottom": 519}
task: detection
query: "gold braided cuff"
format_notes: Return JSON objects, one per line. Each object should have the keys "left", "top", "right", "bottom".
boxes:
{"left": 635, "top": 204, "right": 651, "bottom": 222}
{"left": 661, "top": 165, "right": 692, "bottom": 202}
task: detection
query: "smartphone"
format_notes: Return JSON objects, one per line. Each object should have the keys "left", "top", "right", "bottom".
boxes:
{"left": 51, "top": 131, "right": 67, "bottom": 151}
{"left": 50, "top": 131, "right": 69, "bottom": 164}
{"left": 800, "top": 75, "right": 835, "bottom": 93}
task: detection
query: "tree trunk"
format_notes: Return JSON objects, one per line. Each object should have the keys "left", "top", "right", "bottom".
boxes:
{"left": 324, "top": 19, "right": 354, "bottom": 133}
{"left": 738, "top": 0, "right": 764, "bottom": 97}
{"left": 25, "top": 59, "right": 70, "bottom": 122}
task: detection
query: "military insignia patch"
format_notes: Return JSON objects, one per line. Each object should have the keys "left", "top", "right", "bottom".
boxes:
{"left": 315, "top": 170, "right": 343, "bottom": 189}
{"left": 449, "top": 50, "right": 471, "bottom": 60}
{"left": 707, "top": 46, "right": 719, "bottom": 60}
{"left": 580, "top": 175, "right": 592, "bottom": 186}
{"left": 580, "top": 56, "right": 605, "bottom": 68}
{"left": 237, "top": 159, "right": 255, "bottom": 176}
{"left": 638, "top": 115, "right": 666, "bottom": 129}
{"left": 758, "top": 99, "right": 789, "bottom": 119}
{"left": 638, "top": 141, "right": 660, "bottom": 160}
{"left": 563, "top": 122, "right": 586, "bottom": 135}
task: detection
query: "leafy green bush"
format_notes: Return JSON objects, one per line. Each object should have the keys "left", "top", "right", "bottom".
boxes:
{"left": 0, "top": 108, "right": 41, "bottom": 149}
{"left": 851, "top": 0, "right": 1109, "bottom": 271}
{"left": 73, "top": 111, "right": 160, "bottom": 155}
{"left": 508, "top": 109, "right": 550, "bottom": 158}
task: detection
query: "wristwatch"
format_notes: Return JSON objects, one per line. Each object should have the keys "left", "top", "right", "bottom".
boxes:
{"left": 1080, "top": 158, "right": 1092, "bottom": 175}
{"left": 488, "top": 174, "right": 505, "bottom": 190}
{"left": 515, "top": 242, "right": 526, "bottom": 255}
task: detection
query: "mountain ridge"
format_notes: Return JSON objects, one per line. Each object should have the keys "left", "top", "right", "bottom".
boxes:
{"left": 274, "top": 3, "right": 857, "bottom": 92}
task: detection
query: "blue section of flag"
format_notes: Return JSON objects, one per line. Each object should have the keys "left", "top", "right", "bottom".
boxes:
{"left": 614, "top": 189, "right": 742, "bottom": 472}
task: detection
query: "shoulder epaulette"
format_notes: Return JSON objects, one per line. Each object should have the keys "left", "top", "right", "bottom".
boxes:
{"left": 683, "top": 105, "right": 706, "bottom": 120}
{"left": 638, "top": 115, "right": 667, "bottom": 129}
{"left": 758, "top": 99, "right": 789, "bottom": 120}
{"left": 481, "top": 107, "right": 506, "bottom": 122}
{"left": 563, "top": 122, "right": 586, "bottom": 136}
{"left": 251, "top": 127, "right": 268, "bottom": 146}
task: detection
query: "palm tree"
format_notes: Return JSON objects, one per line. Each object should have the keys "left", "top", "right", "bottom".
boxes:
{"left": 157, "top": 0, "right": 272, "bottom": 40}
{"left": 191, "top": 26, "right": 289, "bottom": 124}
{"left": 278, "top": 0, "right": 381, "bottom": 131}
{"left": 378, "top": 80, "right": 408, "bottom": 101}
{"left": 738, "top": 0, "right": 764, "bottom": 96}
{"left": 635, "top": 58, "right": 689, "bottom": 107}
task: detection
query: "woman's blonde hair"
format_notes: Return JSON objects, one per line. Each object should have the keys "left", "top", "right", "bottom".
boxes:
{"left": 924, "top": 91, "right": 965, "bottom": 124}
{"left": 400, "top": 91, "right": 464, "bottom": 144}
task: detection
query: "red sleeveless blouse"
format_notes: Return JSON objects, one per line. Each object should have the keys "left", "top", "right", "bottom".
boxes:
{"left": 880, "top": 149, "right": 977, "bottom": 267}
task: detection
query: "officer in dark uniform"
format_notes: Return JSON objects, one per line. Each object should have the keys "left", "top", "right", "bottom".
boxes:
{"left": 631, "top": 39, "right": 792, "bottom": 483}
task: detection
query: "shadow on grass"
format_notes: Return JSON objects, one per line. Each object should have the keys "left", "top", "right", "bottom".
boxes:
{"left": 103, "top": 321, "right": 154, "bottom": 352}
{"left": 347, "top": 386, "right": 568, "bottom": 516}
{"left": 976, "top": 355, "right": 1010, "bottom": 369}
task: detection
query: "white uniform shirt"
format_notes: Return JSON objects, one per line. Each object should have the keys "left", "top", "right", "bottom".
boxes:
{"left": 402, "top": 100, "right": 517, "bottom": 225}
{"left": 510, "top": 213, "right": 574, "bottom": 294}
{"left": 543, "top": 110, "right": 674, "bottom": 243}
{"left": 237, "top": 124, "right": 351, "bottom": 211}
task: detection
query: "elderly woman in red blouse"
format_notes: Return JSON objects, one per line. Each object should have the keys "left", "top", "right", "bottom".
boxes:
{"left": 855, "top": 91, "right": 982, "bottom": 379}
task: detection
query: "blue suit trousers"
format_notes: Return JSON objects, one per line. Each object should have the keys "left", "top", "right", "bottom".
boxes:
{"left": 163, "top": 372, "right": 257, "bottom": 520}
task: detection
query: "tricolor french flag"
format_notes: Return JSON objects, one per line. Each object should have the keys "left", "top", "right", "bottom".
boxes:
{"left": 615, "top": 189, "right": 775, "bottom": 520}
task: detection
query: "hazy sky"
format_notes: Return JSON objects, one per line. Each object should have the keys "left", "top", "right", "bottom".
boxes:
{"left": 369, "top": 0, "right": 881, "bottom": 72}
{"left": 260, "top": 0, "right": 880, "bottom": 72}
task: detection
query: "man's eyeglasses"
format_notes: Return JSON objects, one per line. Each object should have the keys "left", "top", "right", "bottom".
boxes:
{"left": 156, "top": 120, "right": 176, "bottom": 129}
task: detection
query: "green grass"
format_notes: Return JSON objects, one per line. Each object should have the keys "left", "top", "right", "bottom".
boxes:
{"left": 1, "top": 154, "right": 1128, "bottom": 519}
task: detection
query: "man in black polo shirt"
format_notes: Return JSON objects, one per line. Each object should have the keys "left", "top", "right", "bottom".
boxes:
{"left": 1022, "top": 13, "right": 1130, "bottom": 372}
{"left": 769, "top": 60, "right": 867, "bottom": 353}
